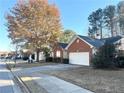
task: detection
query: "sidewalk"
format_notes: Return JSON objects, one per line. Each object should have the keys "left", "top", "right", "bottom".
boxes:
{"left": 0, "top": 62, "right": 22, "bottom": 93}
{"left": 30, "top": 73, "right": 94, "bottom": 93}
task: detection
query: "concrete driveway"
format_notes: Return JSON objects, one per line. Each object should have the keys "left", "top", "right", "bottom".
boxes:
{"left": 12, "top": 63, "right": 94, "bottom": 93}
{"left": 13, "top": 64, "right": 82, "bottom": 76}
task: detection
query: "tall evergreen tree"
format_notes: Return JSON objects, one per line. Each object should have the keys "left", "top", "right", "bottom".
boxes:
{"left": 104, "top": 5, "right": 116, "bottom": 37}
{"left": 117, "top": 1, "right": 124, "bottom": 35}
{"left": 88, "top": 12, "right": 98, "bottom": 38}
{"left": 88, "top": 8, "right": 104, "bottom": 39}
{"left": 96, "top": 8, "right": 104, "bottom": 38}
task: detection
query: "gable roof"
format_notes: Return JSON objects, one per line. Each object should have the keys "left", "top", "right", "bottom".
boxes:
{"left": 66, "top": 35, "right": 123, "bottom": 49}
{"left": 101, "top": 36, "right": 122, "bottom": 44}
{"left": 78, "top": 35, "right": 104, "bottom": 48}
{"left": 65, "top": 35, "right": 94, "bottom": 49}
{"left": 58, "top": 43, "right": 68, "bottom": 49}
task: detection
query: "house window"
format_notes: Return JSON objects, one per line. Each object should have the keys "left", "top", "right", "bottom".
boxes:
{"left": 77, "top": 39, "right": 79, "bottom": 43}
{"left": 56, "top": 51, "right": 60, "bottom": 57}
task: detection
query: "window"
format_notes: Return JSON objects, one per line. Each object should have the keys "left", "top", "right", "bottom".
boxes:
{"left": 56, "top": 51, "right": 60, "bottom": 57}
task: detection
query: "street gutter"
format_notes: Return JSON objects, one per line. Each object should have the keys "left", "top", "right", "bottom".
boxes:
{"left": 6, "top": 62, "right": 32, "bottom": 93}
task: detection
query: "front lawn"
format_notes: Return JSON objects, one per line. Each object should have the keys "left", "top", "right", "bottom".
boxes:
{"left": 40, "top": 67, "right": 124, "bottom": 93}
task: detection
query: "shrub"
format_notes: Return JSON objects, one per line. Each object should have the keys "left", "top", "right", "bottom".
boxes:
{"left": 22, "top": 56, "right": 29, "bottom": 60}
{"left": 63, "top": 58, "right": 69, "bottom": 64}
{"left": 92, "top": 44, "right": 116, "bottom": 68}
{"left": 45, "top": 57, "right": 53, "bottom": 62}
{"left": 114, "top": 56, "right": 124, "bottom": 68}
{"left": 54, "top": 57, "right": 61, "bottom": 63}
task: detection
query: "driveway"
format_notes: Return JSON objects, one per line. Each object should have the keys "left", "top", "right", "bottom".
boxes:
{"left": 13, "top": 64, "right": 82, "bottom": 76}
{"left": 0, "top": 62, "right": 22, "bottom": 93}
{"left": 13, "top": 64, "right": 94, "bottom": 93}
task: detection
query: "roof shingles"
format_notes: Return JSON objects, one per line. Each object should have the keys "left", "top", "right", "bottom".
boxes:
{"left": 58, "top": 43, "right": 68, "bottom": 49}
{"left": 78, "top": 35, "right": 122, "bottom": 48}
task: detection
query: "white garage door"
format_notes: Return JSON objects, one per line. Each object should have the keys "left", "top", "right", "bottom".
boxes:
{"left": 69, "top": 52, "right": 89, "bottom": 66}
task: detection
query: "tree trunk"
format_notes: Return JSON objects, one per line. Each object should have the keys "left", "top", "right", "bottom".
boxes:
{"left": 36, "top": 50, "right": 40, "bottom": 62}
{"left": 14, "top": 45, "right": 18, "bottom": 67}
{"left": 110, "top": 20, "right": 114, "bottom": 37}
{"left": 111, "top": 26, "right": 114, "bottom": 37}
{"left": 100, "top": 26, "right": 103, "bottom": 39}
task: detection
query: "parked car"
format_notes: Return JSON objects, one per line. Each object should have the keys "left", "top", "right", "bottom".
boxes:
{"left": 0, "top": 56, "right": 5, "bottom": 59}
{"left": 5, "top": 56, "right": 12, "bottom": 59}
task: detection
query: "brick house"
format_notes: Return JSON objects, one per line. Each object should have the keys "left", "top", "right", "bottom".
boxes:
{"left": 52, "top": 35, "right": 123, "bottom": 66}
{"left": 65, "top": 35, "right": 123, "bottom": 66}
{"left": 52, "top": 43, "right": 68, "bottom": 62}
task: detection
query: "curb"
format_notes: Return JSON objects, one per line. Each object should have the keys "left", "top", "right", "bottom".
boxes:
{"left": 14, "top": 75, "right": 32, "bottom": 93}
{"left": 6, "top": 62, "right": 31, "bottom": 93}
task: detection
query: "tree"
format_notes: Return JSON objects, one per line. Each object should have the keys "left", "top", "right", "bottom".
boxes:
{"left": 59, "top": 29, "right": 76, "bottom": 43}
{"left": 6, "top": 0, "right": 62, "bottom": 62}
{"left": 88, "top": 8, "right": 104, "bottom": 39}
{"left": 88, "top": 12, "right": 98, "bottom": 38}
{"left": 42, "top": 47, "right": 51, "bottom": 59}
{"left": 13, "top": 43, "right": 20, "bottom": 67}
{"left": 104, "top": 5, "right": 116, "bottom": 37}
{"left": 88, "top": 27, "right": 96, "bottom": 38}
{"left": 92, "top": 43, "right": 116, "bottom": 68}
{"left": 95, "top": 8, "right": 104, "bottom": 38}
{"left": 117, "top": 1, "right": 124, "bottom": 35}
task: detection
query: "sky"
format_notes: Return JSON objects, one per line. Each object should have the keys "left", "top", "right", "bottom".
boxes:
{"left": 0, "top": 0, "right": 121, "bottom": 51}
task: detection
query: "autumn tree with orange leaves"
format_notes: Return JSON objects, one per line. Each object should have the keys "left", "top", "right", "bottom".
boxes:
{"left": 6, "top": 0, "right": 62, "bottom": 62}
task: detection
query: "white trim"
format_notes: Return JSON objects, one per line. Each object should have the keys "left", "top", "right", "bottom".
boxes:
{"left": 66, "top": 35, "right": 93, "bottom": 49}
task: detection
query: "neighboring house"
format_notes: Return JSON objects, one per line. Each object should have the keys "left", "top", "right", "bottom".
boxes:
{"left": 34, "top": 43, "right": 68, "bottom": 62}
{"left": 52, "top": 43, "right": 68, "bottom": 62}
{"left": 119, "top": 36, "right": 124, "bottom": 53}
{"left": 34, "top": 52, "right": 45, "bottom": 61}
{"left": 22, "top": 49, "right": 45, "bottom": 62}
{"left": 22, "top": 35, "right": 123, "bottom": 64}
{"left": 0, "top": 51, "right": 12, "bottom": 58}
{"left": 102, "top": 35, "right": 124, "bottom": 56}
{"left": 65, "top": 35, "right": 123, "bottom": 66}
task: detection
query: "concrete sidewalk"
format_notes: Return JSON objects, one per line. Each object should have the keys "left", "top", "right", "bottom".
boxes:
{"left": 30, "top": 74, "right": 94, "bottom": 93}
{"left": 0, "top": 62, "right": 22, "bottom": 93}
